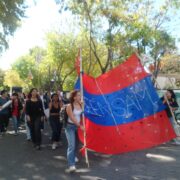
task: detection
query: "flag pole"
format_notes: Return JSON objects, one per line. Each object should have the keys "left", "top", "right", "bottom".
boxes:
{"left": 79, "top": 48, "right": 90, "bottom": 167}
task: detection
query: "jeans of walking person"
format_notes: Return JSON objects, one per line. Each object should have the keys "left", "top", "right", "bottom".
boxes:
{"left": 65, "top": 123, "right": 79, "bottom": 167}
{"left": 25, "top": 116, "right": 31, "bottom": 140}
{"left": 28, "top": 116, "right": 42, "bottom": 146}
{"left": 12, "top": 116, "right": 19, "bottom": 133}
{"left": 49, "top": 116, "right": 62, "bottom": 142}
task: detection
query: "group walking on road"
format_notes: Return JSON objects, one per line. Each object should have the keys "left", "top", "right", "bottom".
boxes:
{"left": 0, "top": 87, "right": 179, "bottom": 172}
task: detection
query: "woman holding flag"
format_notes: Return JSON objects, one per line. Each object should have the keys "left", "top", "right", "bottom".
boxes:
{"left": 65, "top": 89, "right": 84, "bottom": 172}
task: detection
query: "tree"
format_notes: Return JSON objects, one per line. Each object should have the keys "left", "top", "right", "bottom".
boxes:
{"left": 12, "top": 47, "right": 46, "bottom": 89}
{"left": 0, "top": 68, "right": 5, "bottom": 90}
{"left": 4, "top": 69, "right": 25, "bottom": 88}
{"left": 45, "top": 32, "right": 78, "bottom": 91}
{"left": 56, "top": 0, "right": 179, "bottom": 76}
{"left": 160, "top": 53, "right": 180, "bottom": 74}
{"left": 0, "top": 0, "right": 26, "bottom": 52}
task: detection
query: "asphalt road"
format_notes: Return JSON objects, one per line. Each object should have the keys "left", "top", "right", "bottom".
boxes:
{"left": 0, "top": 122, "right": 180, "bottom": 180}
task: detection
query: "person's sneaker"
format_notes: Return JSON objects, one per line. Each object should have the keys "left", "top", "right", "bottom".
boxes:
{"left": 52, "top": 143, "right": 56, "bottom": 150}
{"left": 36, "top": 145, "right": 41, "bottom": 150}
{"left": 174, "top": 140, "right": 180, "bottom": 145}
{"left": 66, "top": 166, "right": 76, "bottom": 173}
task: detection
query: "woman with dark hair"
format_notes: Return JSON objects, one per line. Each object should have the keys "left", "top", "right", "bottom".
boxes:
{"left": 11, "top": 93, "right": 23, "bottom": 135}
{"left": 23, "top": 93, "right": 31, "bottom": 141}
{"left": 49, "top": 93, "right": 63, "bottom": 150}
{"left": 162, "top": 89, "right": 179, "bottom": 122}
{"left": 161, "top": 89, "right": 179, "bottom": 144}
{"left": 65, "top": 90, "right": 84, "bottom": 172}
{"left": 26, "top": 88, "right": 45, "bottom": 150}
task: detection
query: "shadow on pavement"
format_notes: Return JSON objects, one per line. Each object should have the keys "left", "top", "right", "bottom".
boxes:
{"left": 0, "top": 122, "right": 180, "bottom": 180}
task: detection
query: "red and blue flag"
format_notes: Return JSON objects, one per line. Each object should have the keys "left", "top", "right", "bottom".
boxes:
{"left": 75, "top": 54, "right": 176, "bottom": 154}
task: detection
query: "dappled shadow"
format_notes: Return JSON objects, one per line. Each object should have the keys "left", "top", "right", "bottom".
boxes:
{"left": 0, "top": 122, "right": 180, "bottom": 180}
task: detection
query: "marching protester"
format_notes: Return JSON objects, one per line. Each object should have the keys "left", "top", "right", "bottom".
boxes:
{"left": 161, "top": 89, "right": 179, "bottom": 123}
{"left": 22, "top": 93, "right": 31, "bottom": 141}
{"left": 161, "top": 89, "right": 180, "bottom": 144}
{"left": 62, "top": 92, "right": 70, "bottom": 104}
{"left": 0, "top": 90, "right": 11, "bottom": 135}
{"left": 65, "top": 90, "right": 84, "bottom": 172}
{"left": 17, "top": 92, "right": 26, "bottom": 125}
{"left": 26, "top": 88, "right": 45, "bottom": 150}
{"left": 49, "top": 93, "right": 63, "bottom": 150}
{"left": 11, "top": 93, "right": 23, "bottom": 135}
{"left": 43, "top": 91, "right": 51, "bottom": 118}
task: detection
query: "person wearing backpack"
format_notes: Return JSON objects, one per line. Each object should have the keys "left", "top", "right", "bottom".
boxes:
{"left": 49, "top": 93, "right": 63, "bottom": 150}
{"left": 65, "top": 90, "right": 84, "bottom": 172}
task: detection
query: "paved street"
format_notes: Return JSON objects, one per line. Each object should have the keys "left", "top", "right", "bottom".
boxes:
{"left": 0, "top": 122, "right": 180, "bottom": 180}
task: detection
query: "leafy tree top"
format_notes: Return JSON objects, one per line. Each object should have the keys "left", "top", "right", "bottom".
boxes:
{"left": 0, "top": 0, "right": 26, "bottom": 52}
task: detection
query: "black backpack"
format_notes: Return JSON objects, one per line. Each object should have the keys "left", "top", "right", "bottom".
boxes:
{"left": 60, "top": 103, "right": 74, "bottom": 127}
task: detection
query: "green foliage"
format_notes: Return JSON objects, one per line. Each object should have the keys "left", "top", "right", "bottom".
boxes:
{"left": 45, "top": 32, "right": 78, "bottom": 90}
{"left": 56, "top": 0, "right": 179, "bottom": 75}
{"left": 0, "top": 0, "right": 26, "bottom": 52}
{"left": 4, "top": 69, "right": 25, "bottom": 88}
{"left": 5, "top": 0, "right": 180, "bottom": 91}
{"left": 0, "top": 68, "right": 5, "bottom": 90}
{"left": 160, "top": 54, "right": 180, "bottom": 74}
{"left": 12, "top": 47, "right": 47, "bottom": 90}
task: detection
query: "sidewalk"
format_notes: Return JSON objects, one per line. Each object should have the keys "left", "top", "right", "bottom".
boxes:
{"left": 0, "top": 123, "right": 180, "bottom": 180}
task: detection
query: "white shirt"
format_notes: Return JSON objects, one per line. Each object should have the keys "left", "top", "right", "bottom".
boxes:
{"left": 68, "top": 108, "right": 82, "bottom": 124}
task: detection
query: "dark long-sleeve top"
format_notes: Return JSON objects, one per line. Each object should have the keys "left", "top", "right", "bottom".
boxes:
{"left": 26, "top": 99, "right": 44, "bottom": 118}
{"left": 161, "top": 97, "right": 179, "bottom": 118}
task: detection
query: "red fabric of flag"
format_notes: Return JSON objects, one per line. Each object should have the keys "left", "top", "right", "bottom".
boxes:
{"left": 76, "top": 53, "right": 176, "bottom": 154}
{"left": 80, "top": 146, "right": 86, "bottom": 157}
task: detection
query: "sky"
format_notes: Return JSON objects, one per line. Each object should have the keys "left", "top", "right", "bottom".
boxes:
{"left": 0, "top": 0, "right": 180, "bottom": 70}
{"left": 0, "top": 0, "right": 62, "bottom": 70}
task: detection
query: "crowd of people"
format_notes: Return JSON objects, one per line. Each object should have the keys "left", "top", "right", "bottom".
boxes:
{"left": 0, "top": 88, "right": 179, "bottom": 172}
{"left": 0, "top": 88, "right": 83, "bottom": 172}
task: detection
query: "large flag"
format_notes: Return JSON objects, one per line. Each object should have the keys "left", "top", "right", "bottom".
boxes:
{"left": 75, "top": 53, "right": 176, "bottom": 154}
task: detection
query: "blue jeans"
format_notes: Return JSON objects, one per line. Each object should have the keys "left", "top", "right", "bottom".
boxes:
{"left": 12, "top": 116, "right": 19, "bottom": 133}
{"left": 25, "top": 115, "right": 31, "bottom": 139}
{"left": 65, "top": 124, "right": 78, "bottom": 166}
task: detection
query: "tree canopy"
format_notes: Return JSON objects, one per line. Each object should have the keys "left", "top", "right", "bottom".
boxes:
{"left": 2, "top": 0, "right": 180, "bottom": 90}
{"left": 0, "top": 0, "right": 26, "bottom": 52}
{"left": 56, "top": 0, "right": 179, "bottom": 76}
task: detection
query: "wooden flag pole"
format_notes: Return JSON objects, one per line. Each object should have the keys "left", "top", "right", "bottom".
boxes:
{"left": 79, "top": 48, "right": 90, "bottom": 168}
